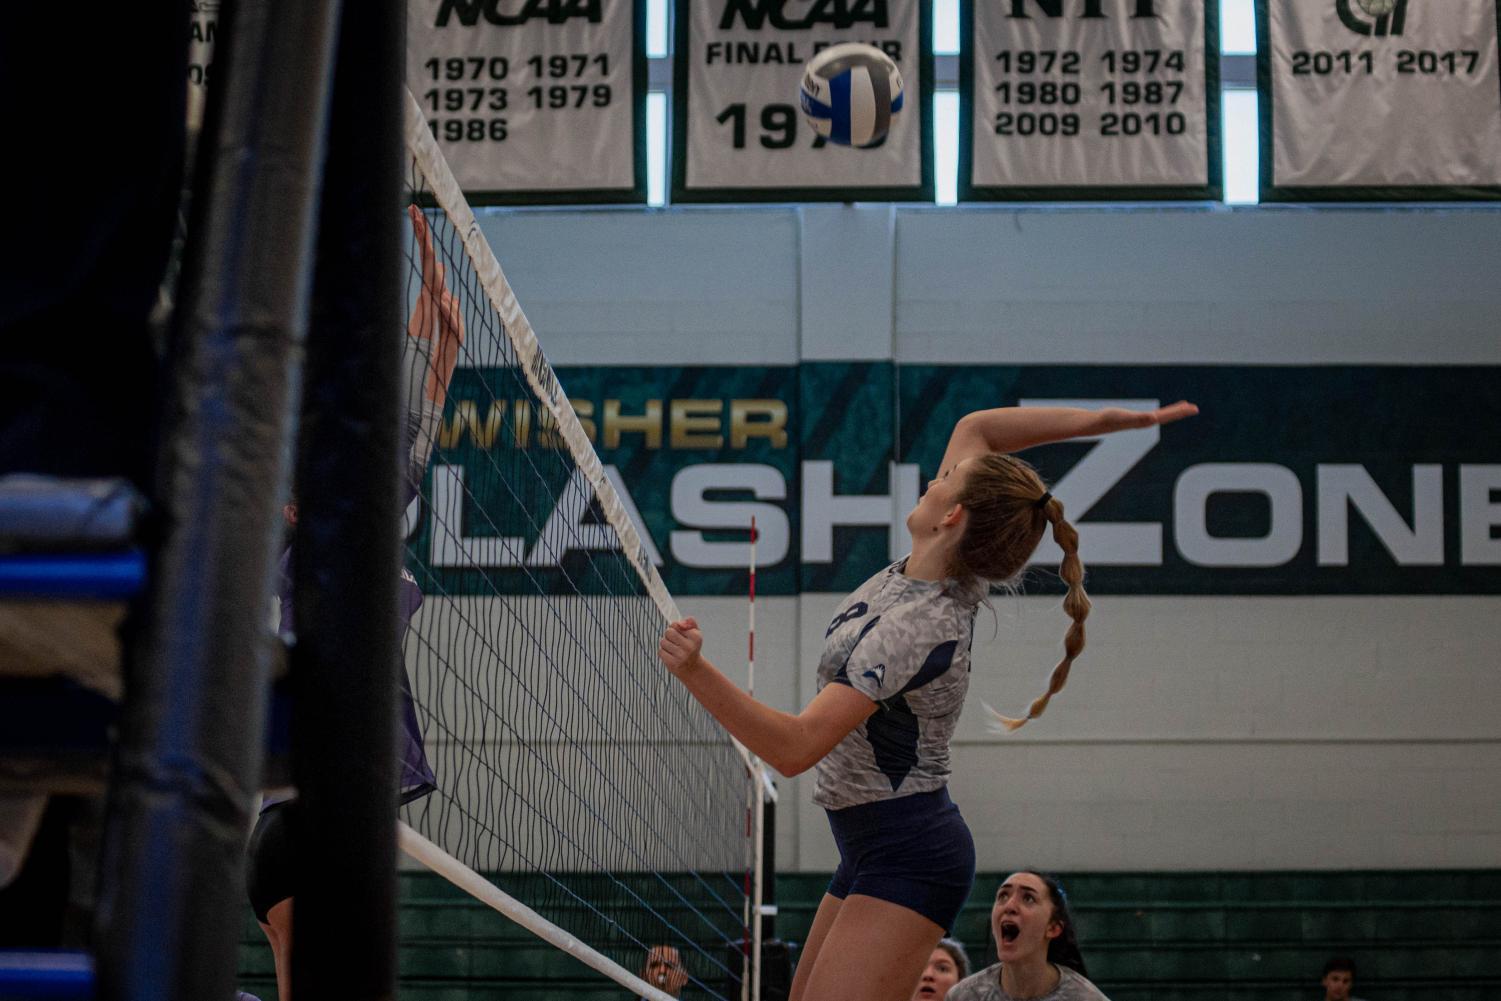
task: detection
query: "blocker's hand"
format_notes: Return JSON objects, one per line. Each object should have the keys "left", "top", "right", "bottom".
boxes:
{"left": 658, "top": 618, "right": 704, "bottom": 677}
{"left": 407, "top": 204, "right": 465, "bottom": 404}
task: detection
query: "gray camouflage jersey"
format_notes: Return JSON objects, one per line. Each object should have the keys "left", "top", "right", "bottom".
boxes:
{"left": 813, "top": 558, "right": 985, "bottom": 810}
{"left": 948, "top": 963, "right": 1111, "bottom": 1001}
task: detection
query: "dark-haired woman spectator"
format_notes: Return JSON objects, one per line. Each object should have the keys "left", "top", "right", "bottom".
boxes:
{"left": 947, "top": 872, "right": 1108, "bottom": 1001}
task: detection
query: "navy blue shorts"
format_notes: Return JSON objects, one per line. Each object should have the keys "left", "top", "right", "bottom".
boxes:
{"left": 825, "top": 787, "right": 976, "bottom": 932}
{"left": 245, "top": 799, "right": 296, "bottom": 923}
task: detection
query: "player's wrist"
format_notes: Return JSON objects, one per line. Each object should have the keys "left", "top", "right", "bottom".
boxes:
{"left": 677, "top": 652, "right": 706, "bottom": 678}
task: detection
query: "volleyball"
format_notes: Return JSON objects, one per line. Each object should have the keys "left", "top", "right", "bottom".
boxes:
{"left": 799, "top": 42, "right": 904, "bottom": 148}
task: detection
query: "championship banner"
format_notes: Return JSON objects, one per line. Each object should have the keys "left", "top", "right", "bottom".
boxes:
{"left": 960, "top": 0, "right": 1220, "bottom": 201}
{"left": 671, "top": 0, "right": 933, "bottom": 202}
{"left": 1257, "top": 0, "right": 1501, "bottom": 200}
{"left": 187, "top": 2, "right": 219, "bottom": 134}
{"left": 413, "top": 363, "right": 1501, "bottom": 597}
{"left": 408, "top": 0, "right": 646, "bottom": 205}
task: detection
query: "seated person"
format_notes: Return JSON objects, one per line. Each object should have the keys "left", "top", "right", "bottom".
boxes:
{"left": 913, "top": 938, "right": 970, "bottom": 1000}
{"left": 947, "top": 872, "right": 1107, "bottom": 1001}
{"left": 638, "top": 944, "right": 688, "bottom": 999}
{"left": 1320, "top": 956, "right": 1367, "bottom": 1001}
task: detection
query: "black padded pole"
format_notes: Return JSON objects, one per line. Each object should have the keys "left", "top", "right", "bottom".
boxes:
{"left": 762, "top": 791, "right": 777, "bottom": 942}
{"left": 289, "top": 0, "right": 405, "bottom": 997}
{"left": 93, "top": 0, "right": 343, "bottom": 999}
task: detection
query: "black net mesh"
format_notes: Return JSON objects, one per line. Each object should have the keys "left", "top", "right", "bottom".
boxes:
{"left": 393, "top": 156, "right": 754, "bottom": 999}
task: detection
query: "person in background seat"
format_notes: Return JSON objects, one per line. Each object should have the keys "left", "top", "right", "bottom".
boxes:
{"left": 1320, "top": 956, "right": 1367, "bottom": 1001}
{"left": 637, "top": 944, "right": 688, "bottom": 999}
{"left": 913, "top": 938, "right": 970, "bottom": 1001}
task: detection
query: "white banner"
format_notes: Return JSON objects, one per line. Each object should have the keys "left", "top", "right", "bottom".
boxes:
{"left": 408, "top": 0, "right": 644, "bottom": 204}
{"left": 187, "top": 2, "right": 220, "bottom": 134}
{"left": 1261, "top": 0, "right": 1501, "bottom": 198}
{"left": 673, "top": 0, "right": 931, "bottom": 201}
{"left": 962, "top": 0, "right": 1218, "bottom": 200}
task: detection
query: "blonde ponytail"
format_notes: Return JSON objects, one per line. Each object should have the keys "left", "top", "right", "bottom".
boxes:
{"left": 989, "top": 496, "right": 1091, "bottom": 731}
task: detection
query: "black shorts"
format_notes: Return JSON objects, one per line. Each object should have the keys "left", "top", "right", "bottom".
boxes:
{"left": 245, "top": 800, "right": 296, "bottom": 924}
{"left": 826, "top": 786, "right": 976, "bottom": 933}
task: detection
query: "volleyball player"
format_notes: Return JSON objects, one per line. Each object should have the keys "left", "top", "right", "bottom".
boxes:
{"left": 245, "top": 205, "right": 463, "bottom": 1001}
{"left": 946, "top": 871, "right": 1105, "bottom": 1001}
{"left": 658, "top": 401, "right": 1196, "bottom": 1001}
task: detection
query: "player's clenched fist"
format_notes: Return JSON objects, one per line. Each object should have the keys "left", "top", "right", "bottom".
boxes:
{"left": 658, "top": 618, "right": 704, "bottom": 677}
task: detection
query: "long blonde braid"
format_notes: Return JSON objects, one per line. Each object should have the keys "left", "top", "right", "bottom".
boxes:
{"left": 949, "top": 456, "right": 1092, "bottom": 728}
{"left": 989, "top": 493, "right": 1091, "bottom": 730}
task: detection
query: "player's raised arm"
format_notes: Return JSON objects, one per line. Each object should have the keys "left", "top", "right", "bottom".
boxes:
{"left": 405, "top": 204, "right": 465, "bottom": 409}
{"left": 400, "top": 205, "right": 466, "bottom": 498}
{"left": 935, "top": 400, "right": 1198, "bottom": 476}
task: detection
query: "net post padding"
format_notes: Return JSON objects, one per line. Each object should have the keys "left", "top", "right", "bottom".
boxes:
{"left": 399, "top": 823, "right": 678, "bottom": 1001}
{"left": 290, "top": 0, "right": 405, "bottom": 997}
{"left": 92, "top": 2, "right": 342, "bottom": 998}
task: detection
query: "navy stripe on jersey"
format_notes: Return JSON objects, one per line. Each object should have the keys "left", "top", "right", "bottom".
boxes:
{"left": 868, "top": 640, "right": 960, "bottom": 789}
{"left": 832, "top": 615, "right": 882, "bottom": 686}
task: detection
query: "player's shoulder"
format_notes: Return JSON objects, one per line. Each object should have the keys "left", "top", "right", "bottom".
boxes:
{"left": 1058, "top": 965, "right": 1112, "bottom": 1000}
{"left": 886, "top": 574, "right": 978, "bottom": 634}
{"left": 946, "top": 963, "right": 1002, "bottom": 1001}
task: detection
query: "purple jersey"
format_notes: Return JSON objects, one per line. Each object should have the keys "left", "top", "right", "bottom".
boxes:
{"left": 274, "top": 542, "right": 436, "bottom": 804}
{"left": 262, "top": 251, "right": 457, "bottom": 808}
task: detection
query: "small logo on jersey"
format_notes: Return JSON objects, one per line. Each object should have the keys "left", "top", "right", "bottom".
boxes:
{"left": 401, "top": 568, "right": 419, "bottom": 585}
{"left": 861, "top": 664, "right": 887, "bottom": 687}
{"left": 1337, "top": 0, "right": 1407, "bottom": 37}
{"left": 826, "top": 601, "right": 869, "bottom": 637}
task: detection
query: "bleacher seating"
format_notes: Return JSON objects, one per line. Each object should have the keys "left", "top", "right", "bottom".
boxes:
{"left": 236, "top": 869, "right": 1501, "bottom": 1000}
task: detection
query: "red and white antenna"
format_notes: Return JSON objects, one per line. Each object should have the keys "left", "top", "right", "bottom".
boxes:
{"left": 747, "top": 515, "right": 757, "bottom": 698}
{"left": 743, "top": 515, "right": 762, "bottom": 1001}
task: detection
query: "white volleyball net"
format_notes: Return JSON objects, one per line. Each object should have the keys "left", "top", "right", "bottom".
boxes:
{"left": 395, "top": 89, "right": 765, "bottom": 1001}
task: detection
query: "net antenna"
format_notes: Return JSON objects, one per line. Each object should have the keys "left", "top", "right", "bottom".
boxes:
{"left": 397, "top": 88, "right": 772, "bottom": 1001}
{"left": 746, "top": 517, "right": 767, "bottom": 1001}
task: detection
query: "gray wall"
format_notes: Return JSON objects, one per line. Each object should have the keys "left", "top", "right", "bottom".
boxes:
{"left": 449, "top": 202, "right": 1501, "bottom": 872}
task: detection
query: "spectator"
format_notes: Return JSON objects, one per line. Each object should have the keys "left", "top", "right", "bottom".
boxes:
{"left": 638, "top": 944, "right": 688, "bottom": 998}
{"left": 1321, "top": 956, "right": 1367, "bottom": 1001}
{"left": 947, "top": 872, "right": 1108, "bottom": 1001}
{"left": 913, "top": 938, "right": 970, "bottom": 1000}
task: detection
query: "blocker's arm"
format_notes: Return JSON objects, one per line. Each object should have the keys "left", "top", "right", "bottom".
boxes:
{"left": 658, "top": 618, "right": 874, "bottom": 777}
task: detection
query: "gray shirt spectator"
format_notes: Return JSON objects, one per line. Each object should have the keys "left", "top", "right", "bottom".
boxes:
{"left": 947, "top": 961, "right": 1109, "bottom": 1001}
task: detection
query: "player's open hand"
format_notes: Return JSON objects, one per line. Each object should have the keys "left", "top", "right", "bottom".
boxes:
{"left": 1151, "top": 400, "right": 1199, "bottom": 425}
{"left": 658, "top": 618, "right": 704, "bottom": 678}
{"left": 1098, "top": 400, "right": 1199, "bottom": 433}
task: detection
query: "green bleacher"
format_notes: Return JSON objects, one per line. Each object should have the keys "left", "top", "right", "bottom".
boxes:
{"left": 238, "top": 870, "right": 1501, "bottom": 1000}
